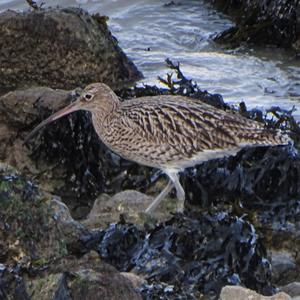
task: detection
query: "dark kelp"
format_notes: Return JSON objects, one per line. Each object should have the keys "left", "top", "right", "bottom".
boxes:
{"left": 0, "top": 265, "right": 29, "bottom": 300}
{"left": 79, "top": 213, "right": 274, "bottom": 299}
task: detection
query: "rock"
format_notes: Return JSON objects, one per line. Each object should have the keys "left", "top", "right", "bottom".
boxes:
{"left": 120, "top": 272, "right": 146, "bottom": 289}
{"left": 281, "top": 282, "right": 300, "bottom": 298}
{"left": 83, "top": 189, "right": 176, "bottom": 228}
{"left": 0, "top": 163, "right": 88, "bottom": 267}
{"left": 220, "top": 286, "right": 291, "bottom": 300}
{"left": 27, "top": 252, "right": 142, "bottom": 300}
{"left": 0, "top": 87, "right": 73, "bottom": 172}
{"left": 271, "top": 251, "right": 299, "bottom": 285}
{"left": 211, "top": 0, "right": 298, "bottom": 48}
{"left": 0, "top": 7, "right": 142, "bottom": 93}
{"left": 68, "top": 268, "right": 142, "bottom": 300}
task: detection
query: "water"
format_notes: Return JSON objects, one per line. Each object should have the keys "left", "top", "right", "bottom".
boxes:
{"left": 1, "top": 0, "right": 300, "bottom": 118}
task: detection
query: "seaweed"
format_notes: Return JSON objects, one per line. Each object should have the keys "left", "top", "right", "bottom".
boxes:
{"left": 80, "top": 213, "right": 274, "bottom": 299}
{"left": 0, "top": 265, "right": 29, "bottom": 300}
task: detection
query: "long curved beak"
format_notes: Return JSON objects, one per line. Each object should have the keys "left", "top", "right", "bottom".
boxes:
{"left": 24, "top": 101, "right": 79, "bottom": 144}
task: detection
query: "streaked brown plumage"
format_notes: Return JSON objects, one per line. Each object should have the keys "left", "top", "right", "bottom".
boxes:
{"left": 25, "top": 83, "right": 291, "bottom": 214}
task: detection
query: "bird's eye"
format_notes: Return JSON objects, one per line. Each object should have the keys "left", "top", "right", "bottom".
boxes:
{"left": 84, "top": 93, "right": 93, "bottom": 101}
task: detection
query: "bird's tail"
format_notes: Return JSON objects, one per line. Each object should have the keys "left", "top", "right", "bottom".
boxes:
{"left": 238, "top": 128, "right": 292, "bottom": 147}
{"left": 274, "top": 129, "right": 292, "bottom": 145}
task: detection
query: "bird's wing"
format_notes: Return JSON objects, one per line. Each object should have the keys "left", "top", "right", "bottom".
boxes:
{"left": 119, "top": 95, "right": 285, "bottom": 151}
{"left": 117, "top": 96, "right": 249, "bottom": 155}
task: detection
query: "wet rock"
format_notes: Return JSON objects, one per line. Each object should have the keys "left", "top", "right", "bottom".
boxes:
{"left": 220, "top": 286, "right": 291, "bottom": 300}
{"left": 29, "top": 270, "right": 142, "bottom": 300}
{"left": 0, "top": 164, "right": 141, "bottom": 299}
{"left": 0, "top": 7, "right": 142, "bottom": 93}
{"left": 210, "top": 0, "right": 298, "bottom": 48}
{"left": 0, "top": 87, "right": 73, "bottom": 173}
{"left": 281, "top": 282, "right": 300, "bottom": 298}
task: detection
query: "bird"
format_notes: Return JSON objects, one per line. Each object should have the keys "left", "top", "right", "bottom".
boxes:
{"left": 25, "top": 83, "right": 291, "bottom": 214}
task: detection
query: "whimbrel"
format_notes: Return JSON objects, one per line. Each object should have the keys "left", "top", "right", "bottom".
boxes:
{"left": 26, "top": 83, "right": 290, "bottom": 213}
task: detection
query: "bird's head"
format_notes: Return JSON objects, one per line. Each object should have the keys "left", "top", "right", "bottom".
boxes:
{"left": 75, "top": 82, "right": 119, "bottom": 113}
{"left": 24, "top": 82, "right": 119, "bottom": 143}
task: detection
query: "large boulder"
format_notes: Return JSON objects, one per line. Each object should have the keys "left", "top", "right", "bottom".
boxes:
{"left": 0, "top": 7, "right": 142, "bottom": 93}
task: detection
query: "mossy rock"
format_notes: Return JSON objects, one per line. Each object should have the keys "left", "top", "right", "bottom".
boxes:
{"left": 0, "top": 163, "right": 85, "bottom": 267}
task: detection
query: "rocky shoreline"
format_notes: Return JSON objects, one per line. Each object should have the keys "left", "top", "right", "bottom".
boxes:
{"left": 207, "top": 0, "right": 299, "bottom": 50}
{"left": 0, "top": 4, "right": 300, "bottom": 300}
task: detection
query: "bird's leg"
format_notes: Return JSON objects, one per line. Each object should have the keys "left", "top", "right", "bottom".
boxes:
{"left": 145, "top": 180, "right": 174, "bottom": 214}
{"left": 166, "top": 172, "right": 185, "bottom": 213}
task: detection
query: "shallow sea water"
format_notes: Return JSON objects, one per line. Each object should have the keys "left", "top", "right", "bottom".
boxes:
{"left": 1, "top": 0, "right": 300, "bottom": 118}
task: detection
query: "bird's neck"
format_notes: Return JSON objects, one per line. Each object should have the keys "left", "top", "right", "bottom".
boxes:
{"left": 91, "top": 91, "right": 120, "bottom": 139}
